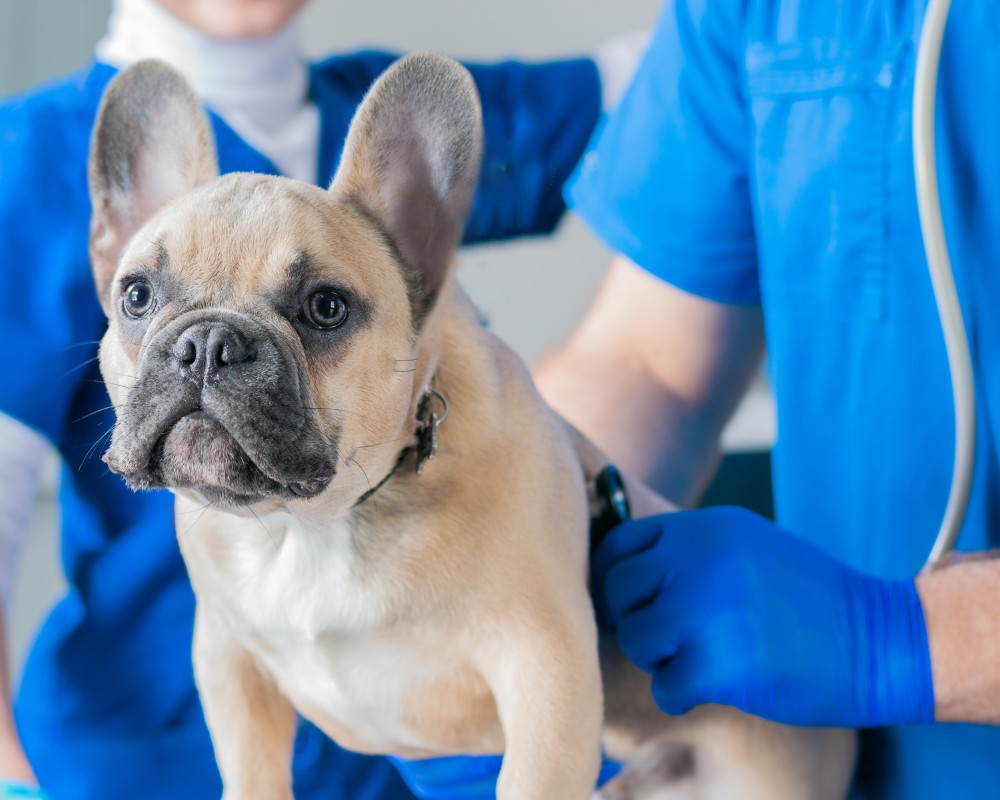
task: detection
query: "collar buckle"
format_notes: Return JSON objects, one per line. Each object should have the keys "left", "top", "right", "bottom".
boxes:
{"left": 415, "top": 386, "right": 449, "bottom": 475}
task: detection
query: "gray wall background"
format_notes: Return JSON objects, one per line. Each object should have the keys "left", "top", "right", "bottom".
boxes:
{"left": 1, "top": 0, "right": 772, "bottom": 675}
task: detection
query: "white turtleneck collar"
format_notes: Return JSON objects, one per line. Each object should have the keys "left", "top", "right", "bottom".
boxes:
{"left": 95, "top": 0, "right": 320, "bottom": 184}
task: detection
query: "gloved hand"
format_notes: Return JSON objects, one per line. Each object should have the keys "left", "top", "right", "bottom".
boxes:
{"left": 390, "top": 753, "right": 621, "bottom": 799}
{"left": 591, "top": 506, "right": 935, "bottom": 728}
{"left": 0, "top": 781, "right": 49, "bottom": 799}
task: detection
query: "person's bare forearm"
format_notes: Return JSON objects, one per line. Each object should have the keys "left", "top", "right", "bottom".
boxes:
{"left": 0, "top": 607, "right": 35, "bottom": 782}
{"left": 538, "top": 335, "right": 723, "bottom": 505}
{"left": 916, "top": 556, "right": 1000, "bottom": 724}
{"left": 535, "top": 257, "right": 764, "bottom": 506}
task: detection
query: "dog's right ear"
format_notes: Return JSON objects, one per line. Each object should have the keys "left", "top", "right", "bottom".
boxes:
{"left": 331, "top": 52, "right": 483, "bottom": 327}
{"left": 88, "top": 59, "right": 218, "bottom": 314}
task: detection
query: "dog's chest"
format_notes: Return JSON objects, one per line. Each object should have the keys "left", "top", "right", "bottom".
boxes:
{"left": 223, "top": 514, "right": 390, "bottom": 634}
{"left": 210, "top": 515, "right": 501, "bottom": 755}
{"left": 260, "top": 624, "right": 437, "bottom": 754}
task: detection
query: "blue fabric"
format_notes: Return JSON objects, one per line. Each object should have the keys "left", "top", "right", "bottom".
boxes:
{"left": 0, "top": 53, "right": 599, "bottom": 800}
{"left": 0, "top": 782, "right": 49, "bottom": 799}
{"left": 391, "top": 755, "right": 506, "bottom": 799}
{"left": 569, "top": 0, "right": 1000, "bottom": 796}
{"left": 390, "top": 752, "right": 621, "bottom": 798}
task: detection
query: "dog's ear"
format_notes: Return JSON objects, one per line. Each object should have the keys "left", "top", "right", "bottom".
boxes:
{"left": 88, "top": 59, "right": 218, "bottom": 314}
{"left": 331, "top": 52, "right": 483, "bottom": 325}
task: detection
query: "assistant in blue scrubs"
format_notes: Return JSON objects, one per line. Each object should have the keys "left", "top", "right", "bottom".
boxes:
{"left": 0, "top": 53, "right": 599, "bottom": 800}
{"left": 570, "top": 1, "right": 1000, "bottom": 797}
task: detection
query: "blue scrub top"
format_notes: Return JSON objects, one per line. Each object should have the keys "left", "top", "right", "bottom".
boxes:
{"left": 0, "top": 53, "right": 600, "bottom": 800}
{"left": 569, "top": 1, "right": 1000, "bottom": 797}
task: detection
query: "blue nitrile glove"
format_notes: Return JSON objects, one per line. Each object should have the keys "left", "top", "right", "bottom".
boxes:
{"left": 591, "top": 507, "right": 935, "bottom": 728}
{"left": 390, "top": 753, "right": 621, "bottom": 798}
{"left": 0, "top": 781, "right": 50, "bottom": 799}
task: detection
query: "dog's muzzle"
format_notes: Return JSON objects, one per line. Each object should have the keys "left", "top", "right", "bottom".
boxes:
{"left": 104, "top": 309, "right": 336, "bottom": 505}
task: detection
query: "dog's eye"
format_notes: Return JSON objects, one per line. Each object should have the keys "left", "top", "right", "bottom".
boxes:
{"left": 304, "top": 290, "right": 349, "bottom": 329}
{"left": 123, "top": 279, "right": 155, "bottom": 319}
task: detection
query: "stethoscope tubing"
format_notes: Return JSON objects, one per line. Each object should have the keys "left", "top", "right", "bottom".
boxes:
{"left": 913, "top": 0, "right": 975, "bottom": 571}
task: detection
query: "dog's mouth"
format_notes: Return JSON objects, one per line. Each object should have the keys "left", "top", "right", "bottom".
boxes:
{"left": 114, "top": 409, "right": 335, "bottom": 507}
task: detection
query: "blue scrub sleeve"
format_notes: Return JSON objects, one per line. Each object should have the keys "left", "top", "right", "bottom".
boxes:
{"left": 462, "top": 57, "right": 601, "bottom": 243}
{"left": 0, "top": 90, "right": 105, "bottom": 444}
{"left": 567, "top": 0, "right": 760, "bottom": 305}
{"left": 315, "top": 51, "right": 601, "bottom": 244}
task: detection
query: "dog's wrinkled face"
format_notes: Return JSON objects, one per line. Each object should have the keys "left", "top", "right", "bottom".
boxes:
{"left": 100, "top": 177, "right": 413, "bottom": 507}
{"left": 89, "top": 56, "right": 482, "bottom": 510}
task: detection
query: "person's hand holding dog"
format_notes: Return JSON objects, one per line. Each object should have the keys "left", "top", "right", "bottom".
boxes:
{"left": 592, "top": 506, "right": 936, "bottom": 728}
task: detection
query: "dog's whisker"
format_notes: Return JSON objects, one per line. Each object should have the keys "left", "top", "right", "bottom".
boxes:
{"left": 78, "top": 423, "right": 116, "bottom": 471}
{"left": 86, "top": 379, "right": 136, "bottom": 391}
{"left": 59, "top": 356, "right": 101, "bottom": 379}
{"left": 354, "top": 436, "right": 411, "bottom": 451}
{"left": 302, "top": 405, "right": 361, "bottom": 416}
{"left": 58, "top": 340, "right": 103, "bottom": 352}
{"left": 178, "top": 501, "right": 216, "bottom": 539}
{"left": 349, "top": 457, "right": 378, "bottom": 518}
{"left": 72, "top": 403, "right": 122, "bottom": 424}
{"left": 393, "top": 367, "right": 417, "bottom": 373}
{"left": 176, "top": 500, "right": 215, "bottom": 515}
{"left": 249, "top": 506, "right": 276, "bottom": 546}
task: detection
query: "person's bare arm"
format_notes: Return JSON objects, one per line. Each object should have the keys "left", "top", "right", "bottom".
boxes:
{"left": 917, "top": 557, "right": 1000, "bottom": 723}
{"left": 0, "top": 608, "right": 34, "bottom": 783}
{"left": 535, "top": 256, "right": 765, "bottom": 506}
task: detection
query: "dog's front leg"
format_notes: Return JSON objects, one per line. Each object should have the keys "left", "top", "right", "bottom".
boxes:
{"left": 481, "top": 609, "right": 604, "bottom": 800}
{"left": 194, "top": 607, "right": 297, "bottom": 800}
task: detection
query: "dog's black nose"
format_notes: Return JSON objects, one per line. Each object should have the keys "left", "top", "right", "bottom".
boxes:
{"left": 172, "top": 321, "right": 255, "bottom": 379}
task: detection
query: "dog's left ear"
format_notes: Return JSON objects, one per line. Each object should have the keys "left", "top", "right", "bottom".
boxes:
{"left": 331, "top": 52, "right": 483, "bottom": 324}
{"left": 89, "top": 59, "right": 218, "bottom": 314}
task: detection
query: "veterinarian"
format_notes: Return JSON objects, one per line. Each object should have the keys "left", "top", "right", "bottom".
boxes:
{"left": 0, "top": 1, "right": 645, "bottom": 798}
{"left": 537, "top": 1, "right": 1000, "bottom": 798}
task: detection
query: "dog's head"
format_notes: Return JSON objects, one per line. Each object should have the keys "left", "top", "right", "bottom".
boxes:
{"left": 88, "top": 54, "right": 482, "bottom": 510}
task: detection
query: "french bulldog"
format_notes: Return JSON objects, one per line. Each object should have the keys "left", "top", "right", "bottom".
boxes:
{"left": 88, "top": 54, "right": 856, "bottom": 799}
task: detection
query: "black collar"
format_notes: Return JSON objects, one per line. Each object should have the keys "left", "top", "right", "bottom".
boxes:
{"left": 351, "top": 384, "right": 634, "bottom": 550}
{"left": 352, "top": 383, "right": 449, "bottom": 508}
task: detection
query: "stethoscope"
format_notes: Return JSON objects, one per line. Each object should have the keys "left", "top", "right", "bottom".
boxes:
{"left": 914, "top": 0, "right": 972, "bottom": 570}
{"left": 597, "top": 1, "right": 970, "bottom": 571}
